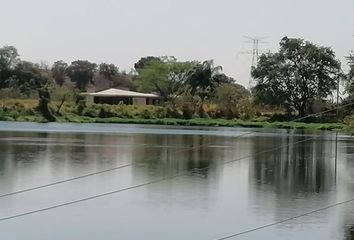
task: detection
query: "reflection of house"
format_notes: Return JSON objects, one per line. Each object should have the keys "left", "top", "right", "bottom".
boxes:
{"left": 83, "top": 88, "right": 160, "bottom": 105}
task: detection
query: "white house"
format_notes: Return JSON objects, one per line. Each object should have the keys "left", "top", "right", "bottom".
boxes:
{"left": 83, "top": 88, "right": 160, "bottom": 105}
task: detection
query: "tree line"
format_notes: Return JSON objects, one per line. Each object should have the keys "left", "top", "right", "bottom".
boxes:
{"left": 0, "top": 36, "right": 353, "bottom": 121}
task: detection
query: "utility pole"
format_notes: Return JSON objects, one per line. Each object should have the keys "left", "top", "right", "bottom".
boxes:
{"left": 240, "top": 36, "right": 268, "bottom": 89}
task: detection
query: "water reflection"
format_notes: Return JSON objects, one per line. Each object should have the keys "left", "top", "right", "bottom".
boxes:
{"left": 131, "top": 134, "right": 218, "bottom": 178}
{"left": 0, "top": 126, "right": 353, "bottom": 240}
{"left": 345, "top": 224, "right": 354, "bottom": 240}
{"left": 249, "top": 133, "right": 337, "bottom": 194}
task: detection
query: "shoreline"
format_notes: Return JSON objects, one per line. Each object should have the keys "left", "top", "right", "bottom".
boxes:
{"left": 0, "top": 115, "right": 345, "bottom": 131}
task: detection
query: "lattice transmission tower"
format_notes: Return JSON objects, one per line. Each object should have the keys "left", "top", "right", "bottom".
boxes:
{"left": 238, "top": 36, "right": 268, "bottom": 89}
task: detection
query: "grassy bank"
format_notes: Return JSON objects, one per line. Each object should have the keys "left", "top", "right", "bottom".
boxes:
{"left": 0, "top": 99, "right": 346, "bottom": 131}
{"left": 1, "top": 112, "right": 345, "bottom": 131}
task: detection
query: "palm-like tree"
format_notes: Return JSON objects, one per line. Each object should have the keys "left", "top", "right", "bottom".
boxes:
{"left": 185, "top": 60, "right": 227, "bottom": 116}
{"left": 186, "top": 60, "right": 223, "bottom": 96}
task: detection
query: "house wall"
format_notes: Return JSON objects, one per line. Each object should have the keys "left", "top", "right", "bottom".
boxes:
{"left": 133, "top": 97, "right": 147, "bottom": 105}
{"left": 94, "top": 96, "right": 133, "bottom": 105}
{"left": 85, "top": 95, "right": 94, "bottom": 104}
{"left": 87, "top": 96, "right": 158, "bottom": 105}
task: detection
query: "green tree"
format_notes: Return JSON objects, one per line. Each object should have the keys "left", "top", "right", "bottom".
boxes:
{"left": 345, "top": 53, "right": 354, "bottom": 95}
{"left": 0, "top": 46, "right": 19, "bottom": 88}
{"left": 186, "top": 60, "right": 229, "bottom": 96}
{"left": 51, "top": 60, "right": 68, "bottom": 86}
{"left": 9, "top": 60, "right": 56, "bottom": 121}
{"left": 135, "top": 58, "right": 192, "bottom": 100}
{"left": 252, "top": 37, "right": 341, "bottom": 116}
{"left": 66, "top": 60, "right": 97, "bottom": 91}
{"left": 185, "top": 60, "right": 230, "bottom": 116}
{"left": 99, "top": 63, "right": 119, "bottom": 80}
{"left": 215, "top": 83, "right": 250, "bottom": 118}
{"left": 134, "top": 56, "right": 161, "bottom": 72}
{"left": 8, "top": 61, "right": 47, "bottom": 93}
{"left": 111, "top": 70, "right": 134, "bottom": 89}
{"left": 38, "top": 85, "right": 56, "bottom": 122}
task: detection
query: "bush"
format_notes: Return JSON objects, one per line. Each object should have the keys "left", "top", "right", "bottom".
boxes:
{"left": 81, "top": 104, "right": 165, "bottom": 119}
{"left": 344, "top": 115, "right": 354, "bottom": 129}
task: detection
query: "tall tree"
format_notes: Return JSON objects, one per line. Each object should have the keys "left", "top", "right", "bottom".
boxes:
{"left": 252, "top": 37, "right": 341, "bottom": 116}
{"left": 345, "top": 53, "right": 354, "bottom": 95}
{"left": 135, "top": 58, "right": 192, "bottom": 100}
{"left": 0, "top": 46, "right": 19, "bottom": 88}
{"left": 9, "top": 60, "right": 56, "bottom": 121}
{"left": 111, "top": 70, "right": 134, "bottom": 89}
{"left": 38, "top": 84, "right": 56, "bottom": 122}
{"left": 51, "top": 60, "right": 68, "bottom": 86}
{"left": 66, "top": 60, "right": 97, "bottom": 91}
{"left": 184, "top": 60, "right": 229, "bottom": 116}
{"left": 215, "top": 83, "right": 250, "bottom": 118}
{"left": 99, "top": 63, "right": 119, "bottom": 81}
{"left": 185, "top": 60, "right": 228, "bottom": 98}
{"left": 8, "top": 61, "right": 48, "bottom": 93}
{"left": 134, "top": 56, "right": 161, "bottom": 72}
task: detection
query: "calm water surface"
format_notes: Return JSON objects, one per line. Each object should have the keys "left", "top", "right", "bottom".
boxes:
{"left": 0, "top": 122, "right": 353, "bottom": 240}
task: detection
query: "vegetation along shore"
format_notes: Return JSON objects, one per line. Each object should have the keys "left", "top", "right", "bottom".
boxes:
{"left": 1, "top": 36, "right": 354, "bottom": 130}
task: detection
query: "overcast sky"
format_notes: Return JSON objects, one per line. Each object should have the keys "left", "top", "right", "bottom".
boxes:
{"left": 1, "top": 0, "right": 353, "bottom": 87}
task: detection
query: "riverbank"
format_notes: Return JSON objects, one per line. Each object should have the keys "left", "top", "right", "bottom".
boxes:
{"left": 0, "top": 99, "right": 346, "bottom": 131}
{"left": 84, "top": 118, "right": 345, "bottom": 130}
{"left": 0, "top": 113, "right": 345, "bottom": 131}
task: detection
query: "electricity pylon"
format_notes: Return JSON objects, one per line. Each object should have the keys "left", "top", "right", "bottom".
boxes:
{"left": 239, "top": 36, "right": 268, "bottom": 88}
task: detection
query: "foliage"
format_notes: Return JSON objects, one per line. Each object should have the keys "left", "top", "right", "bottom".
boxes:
{"left": 111, "top": 70, "right": 134, "bottom": 89}
{"left": 0, "top": 98, "right": 347, "bottom": 131}
{"left": 8, "top": 61, "right": 49, "bottom": 93}
{"left": 134, "top": 57, "right": 193, "bottom": 100}
{"left": 96, "top": 63, "right": 134, "bottom": 89}
{"left": 345, "top": 53, "right": 354, "bottom": 95}
{"left": 185, "top": 60, "right": 229, "bottom": 98}
{"left": 252, "top": 36, "right": 341, "bottom": 116}
{"left": 171, "top": 93, "right": 199, "bottom": 119}
{"left": 214, "top": 83, "right": 250, "bottom": 118}
{"left": 0, "top": 43, "right": 351, "bottom": 127}
{"left": 38, "top": 85, "right": 56, "bottom": 122}
{"left": 134, "top": 56, "right": 161, "bottom": 72}
{"left": 51, "top": 60, "right": 68, "bottom": 86}
{"left": 0, "top": 88, "right": 37, "bottom": 99}
{"left": 99, "top": 63, "right": 119, "bottom": 80}
{"left": 184, "top": 60, "right": 232, "bottom": 117}
{"left": 0, "top": 46, "right": 19, "bottom": 88}
{"left": 82, "top": 104, "right": 166, "bottom": 119}
{"left": 66, "top": 60, "right": 97, "bottom": 91}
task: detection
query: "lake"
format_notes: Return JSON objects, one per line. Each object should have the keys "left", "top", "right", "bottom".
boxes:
{"left": 0, "top": 122, "right": 353, "bottom": 240}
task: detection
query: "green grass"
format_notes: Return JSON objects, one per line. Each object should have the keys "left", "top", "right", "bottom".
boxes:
{"left": 0, "top": 114, "right": 346, "bottom": 130}
{"left": 0, "top": 99, "right": 346, "bottom": 131}
{"left": 55, "top": 115, "right": 345, "bottom": 130}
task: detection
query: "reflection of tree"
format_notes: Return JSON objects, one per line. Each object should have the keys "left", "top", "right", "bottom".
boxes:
{"left": 0, "top": 131, "right": 49, "bottom": 193}
{"left": 249, "top": 133, "right": 336, "bottom": 194}
{"left": 131, "top": 134, "right": 218, "bottom": 178}
{"left": 51, "top": 132, "right": 136, "bottom": 172}
{"left": 340, "top": 142, "right": 354, "bottom": 240}
{"left": 345, "top": 224, "right": 354, "bottom": 240}
{"left": 2, "top": 131, "right": 49, "bottom": 164}
{"left": 248, "top": 132, "right": 341, "bottom": 232}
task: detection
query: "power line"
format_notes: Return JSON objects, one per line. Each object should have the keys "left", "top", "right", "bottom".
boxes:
{"left": 0, "top": 175, "right": 183, "bottom": 222}
{"left": 0, "top": 105, "right": 350, "bottom": 222}
{"left": 0, "top": 101, "right": 350, "bottom": 200}
{"left": 0, "top": 102, "right": 352, "bottom": 223}
{"left": 0, "top": 135, "right": 320, "bottom": 222}
{"left": 292, "top": 101, "right": 354, "bottom": 122}
{"left": 215, "top": 198, "right": 354, "bottom": 240}
{"left": 0, "top": 131, "right": 253, "bottom": 199}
